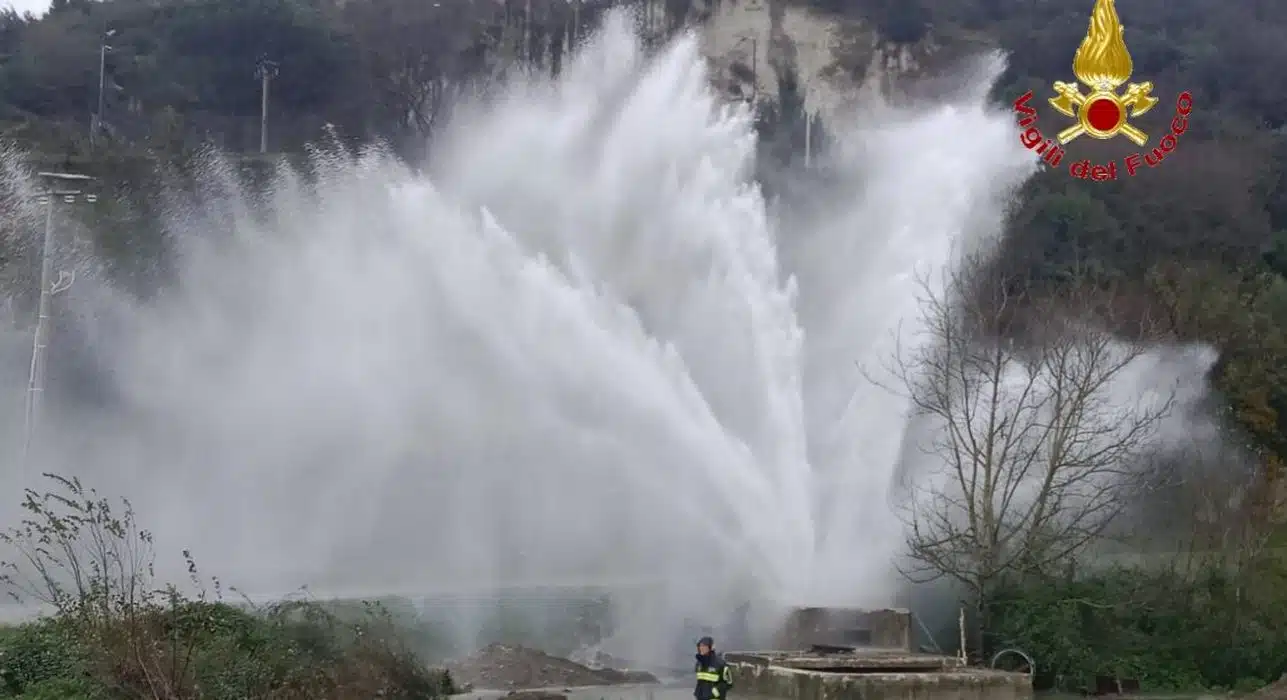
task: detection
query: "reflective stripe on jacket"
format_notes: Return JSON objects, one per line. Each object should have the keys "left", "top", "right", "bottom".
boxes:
{"left": 695, "top": 653, "right": 732, "bottom": 700}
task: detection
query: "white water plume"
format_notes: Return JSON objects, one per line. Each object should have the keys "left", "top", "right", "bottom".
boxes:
{"left": 0, "top": 12, "right": 1046, "bottom": 657}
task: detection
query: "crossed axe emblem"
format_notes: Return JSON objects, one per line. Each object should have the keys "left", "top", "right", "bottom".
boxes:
{"left": 1048, "top": 80, "right": 1158, "bottom": 146}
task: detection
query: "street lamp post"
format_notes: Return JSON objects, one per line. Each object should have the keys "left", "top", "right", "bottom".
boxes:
{"left": 90, "top": 29, "right": 115, "bottom": 150}
{"left": 734, "top": 35, "right": 758, "bottom": 105}
{"left": 255, "top": 55, "right": 279, "bottom": 154}
{"left": 804, "top": 112, "right": 811, "bottom": 167}
{"left": 524, "top": 0, "right": 532, "bottom": 60}
{"left": 800, "top": 80, "right": 819, "bottom": 168}
{"left": 20, "top": 172, "right": 96, "bottom": 470}
{"left": 804, "top": 93, "right": 812, "bottom": 168}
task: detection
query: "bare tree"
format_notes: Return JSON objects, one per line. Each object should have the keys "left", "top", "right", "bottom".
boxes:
{"left": 890, "top": 256, "right": 1176, "bottom": 651}
{"left": 343, "top": 0, "right": 485, "bottom": 139}
{"left": 1130, "top": 437, "right": 1270, "bottom": 576}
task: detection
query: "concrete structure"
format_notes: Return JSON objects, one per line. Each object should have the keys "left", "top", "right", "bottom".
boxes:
{"left": 726, "top": 649, "right": 1032, "bottom": 700}
{"left": 774, "top": 607, "right": 912, "bottom": 650}
{"left": 731, "top": 607, "right": 1031, "bottom": 700}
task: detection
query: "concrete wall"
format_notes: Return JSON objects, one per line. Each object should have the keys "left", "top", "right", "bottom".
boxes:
{"left": 774, "top": 607, "right": 912, "bottom": 650}
{"left": 727, "top": 660, "right": 1032, "bottom": 700}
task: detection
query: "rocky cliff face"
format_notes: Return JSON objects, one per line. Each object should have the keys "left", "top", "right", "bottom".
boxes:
{"left": 689, "top": 0, "right": 991, "bottom": 119}
{"left": 505, "top": 0, "right": 988, "bottom": 121}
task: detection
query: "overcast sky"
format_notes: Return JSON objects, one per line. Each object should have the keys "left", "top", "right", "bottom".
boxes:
{"left": 5, "top": 0, "right": 48, "bottom": 15}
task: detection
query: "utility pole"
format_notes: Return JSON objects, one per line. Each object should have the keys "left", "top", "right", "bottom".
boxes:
{"left": 803, "top": 83, "right": 812, "bottom": 167}
{"left": 90, "top": 29, "right": 115, "bottom": 150}
{"left": 21, "top": 172, "right": 95, "bottom": 470}
{"left": 524, "top": 0, "right": 532, "bottom": 62}
{"left": 804, "top": 111, "right": 812, "bottom": 167}
{"left": 734, "top": 36, "right": 758, "bottom": 105}
{"left": 255, "top": 55, "right": 279, "bottom": 154}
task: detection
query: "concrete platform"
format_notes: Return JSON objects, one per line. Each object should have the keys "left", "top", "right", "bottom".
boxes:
{"left": 725, "top": 649, "right": 1032, "bottom": 700}
{"left": 773, "top": 607, "right": 912, "bottom": 650}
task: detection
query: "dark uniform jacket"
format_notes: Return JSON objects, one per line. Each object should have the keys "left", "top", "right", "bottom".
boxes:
{"left": 694, "top": 652, "right": 733, "bottom": 700}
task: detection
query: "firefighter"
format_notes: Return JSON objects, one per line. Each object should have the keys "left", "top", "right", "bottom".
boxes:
{"left": 694, "top": 636, "right": 733, "bottom": 700}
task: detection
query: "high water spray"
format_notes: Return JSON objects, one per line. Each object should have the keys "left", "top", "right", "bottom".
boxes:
{"left": 0, "top": 12, "right": 1052, "bottom": 661}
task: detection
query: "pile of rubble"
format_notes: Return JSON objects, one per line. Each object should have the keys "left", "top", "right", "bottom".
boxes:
{"left": 568, "top": 647, "right": 639, "bottom": 672}
{"left": 446, "top": 643, "right": 658, "bottom": 690}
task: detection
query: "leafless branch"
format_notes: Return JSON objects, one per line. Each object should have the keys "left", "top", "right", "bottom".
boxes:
{"left": 892, "top": 253, "right": 1177, "bottom": 596}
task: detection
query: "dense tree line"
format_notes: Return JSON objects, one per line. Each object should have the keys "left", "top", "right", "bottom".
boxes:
{"left": 800, "top": 0, "right": 1287, "bottom": 690}
{"left": 863, "top": 0, "right": 1287, "bottom": 690}
{"left": 0, "top": 0, "right": 640, "bottom": 152}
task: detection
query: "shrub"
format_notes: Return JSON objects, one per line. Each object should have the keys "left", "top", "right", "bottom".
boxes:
{"left": 988, "top": 560, "right": 1287, "bottom": 693}
{"left": 0, "top": 473, "right": 456, "bottom": 699}
{"left": 0, "top": 618, "right": 101, "bottom": 697}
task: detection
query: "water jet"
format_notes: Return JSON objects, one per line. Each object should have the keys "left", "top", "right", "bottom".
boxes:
{"left": 0, "top": 8, "right": 1043, "bottom": 673}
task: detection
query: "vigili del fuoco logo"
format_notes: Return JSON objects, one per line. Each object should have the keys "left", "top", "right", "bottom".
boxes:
{"left": 1012, "top": 0, "right": 1192, "bottom": 181}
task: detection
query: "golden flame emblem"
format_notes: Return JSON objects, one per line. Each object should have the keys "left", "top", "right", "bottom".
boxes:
{"left": 1049, "top": 0, "right": 1158, "bottom": 146}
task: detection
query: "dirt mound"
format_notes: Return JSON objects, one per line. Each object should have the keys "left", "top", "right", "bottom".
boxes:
{"left": 1254, "top": 674, "right": 1287, "bottom": 698}
{"left": 446, "top": 643, "right": 658, "bottom": 690}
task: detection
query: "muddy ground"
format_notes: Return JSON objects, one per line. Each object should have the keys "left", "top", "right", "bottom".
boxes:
{"left": 446, "top": 643, "right": 659, "bottom": 691}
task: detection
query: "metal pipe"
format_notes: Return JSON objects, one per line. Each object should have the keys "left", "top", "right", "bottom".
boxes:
{"left": 958, "top": 605, "right": 967, "bottom": 663}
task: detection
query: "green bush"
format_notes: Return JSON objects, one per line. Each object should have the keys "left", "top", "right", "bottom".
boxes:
{"left": 0, "top": 474, "right": 457, "bottom": 700}
{"left": 987, "top": 560, "right": 1287, "bottom": 693}
{"left": 0, "top": 618, "right": 100, "bottom": 697}
{"left": 8, "top": 676, "right": 108, "bottom": 700}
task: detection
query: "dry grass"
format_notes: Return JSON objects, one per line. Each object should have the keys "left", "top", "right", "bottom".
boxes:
{"left": 0, "top": 474, "right": 455, "bottom": 699}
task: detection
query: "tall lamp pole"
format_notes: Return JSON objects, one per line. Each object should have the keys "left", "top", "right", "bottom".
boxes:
{"left": 803, "top": 82, "right": 812, "bottom": 168}
{"left": 21, "top": 172, "right": 96, "bottom": 470}
{"left": 255, "top": 55, "right": 279, "bottom": 154}
{"left": 90, "top": 29, "right": 115, "bottom": 150}
{"left": 734, "top": 35, "right": 758, "bottom": 106}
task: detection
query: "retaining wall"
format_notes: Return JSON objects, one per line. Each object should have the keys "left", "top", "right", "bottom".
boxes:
{"left": 726, "top": 651, "right": 1032, "bottom": 700}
